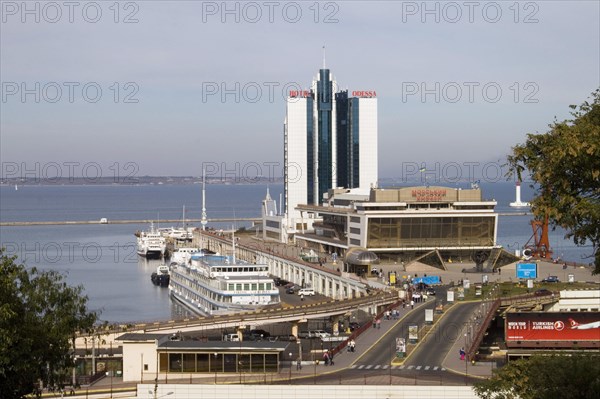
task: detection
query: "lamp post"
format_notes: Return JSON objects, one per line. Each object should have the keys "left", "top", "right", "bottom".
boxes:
{"left": 464, "top": 332, "right": 468, "bottom": 385}
{"left": 213, "top": 353, "right": 218, "bottom": 384}
{"left": 288, "top": 352, "right": 293, "bottom": 383}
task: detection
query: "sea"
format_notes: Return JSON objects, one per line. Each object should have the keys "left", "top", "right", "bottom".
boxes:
{"left": 0, "top": 182, "right": 593, "bottom": 323}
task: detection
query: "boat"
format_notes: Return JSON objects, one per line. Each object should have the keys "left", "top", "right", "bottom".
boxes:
{"left": 160, "top": 206, "right": 194, "bottom": 241}
{"left": 151, "top": 264, "right": 170, "bottom": 287}
{"left": 169, "top": 251, "right": 280, "bottom": 316}
{"left": 136, "top": 222, "right": 167, "bottom": 259}
{"left": 169, "top": 246, "right": 201, "bottom": 265}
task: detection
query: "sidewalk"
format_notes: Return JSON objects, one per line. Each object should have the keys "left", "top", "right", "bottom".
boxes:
{"left": 441, "top": 313, "right": 495, "bottom": 379}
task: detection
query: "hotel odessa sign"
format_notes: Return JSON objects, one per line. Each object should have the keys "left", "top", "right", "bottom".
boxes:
{"left": 411, "top": 188, "right": 447, "bottom": 202}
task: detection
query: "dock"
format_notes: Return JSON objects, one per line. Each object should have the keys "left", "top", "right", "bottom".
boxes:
{"left": 0, "top": 218, "right": 261, "bottom": 227}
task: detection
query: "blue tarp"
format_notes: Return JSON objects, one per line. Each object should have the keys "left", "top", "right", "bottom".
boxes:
{"left": 412, "top": 276, "right": 441, "bottom": 285}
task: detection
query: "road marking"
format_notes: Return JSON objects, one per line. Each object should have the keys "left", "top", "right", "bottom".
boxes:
{"left": 382, "top": 365, "right": 389, "bottom": 369}
{"left": 365, "top": 365, "right": 373, "bottom": 369}
{"left": 407, "top": 365, "right": 414, "bottom": 370}
{"left": 433, "top": 366, "right": 439, "bottom": 371}
{"left": 442, "top": 368, "right": 446, "bottom": 371}
{"left": 398, "top": 365, "right": 406, "bottom": 369}
{"left": 374, "top": 365, "right": 381, "bottom": 369}
{"left": 416, "top": 366, "right": 422, "bottom": 370}
{"left": 350, "top": 365, "right": 357, "bottom": 369}
{"left": 424, "top": 366, "right": 430, "bottom": 370}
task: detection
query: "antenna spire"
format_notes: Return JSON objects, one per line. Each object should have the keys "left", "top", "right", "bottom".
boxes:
{"left": 322, "top": 45, "right": 326, "bottom": 69}
{"left": 201, "top": 168, "right": 208, "bottom": 231}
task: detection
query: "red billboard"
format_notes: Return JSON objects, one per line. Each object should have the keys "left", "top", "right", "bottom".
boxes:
{"left": 506, "top": 312, "right": 600, "bottom": 344}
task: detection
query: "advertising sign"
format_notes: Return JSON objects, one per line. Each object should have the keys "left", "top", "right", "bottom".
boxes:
{"left": 447, "top": 290, "right": 455, "bottom": 303}
{"left": 516, "top": 262, "right": 538, "bottom": 279}
{"left": 408, "top": 325, "right": 419, "bottom": 343}
{"left": 425, "top": 309, "right": 434, "bottom": 324}
{"left": 457, "top": 287, "right": 465, "bottom": 300}
{"left": 527, "top": 279, "right": 534, "bottom": 289}
{"left": 568, "top": 274, "right": 575, "bottom": 283}
{"left": 506, "top": 312, "right": 600, "bottom": 344}
{"left": 412, "top": 276, "right": 441, "bottom": 285}
{"left": 389, "top": 272, "right": 397, "bottom": 285}
{"left": 396, "top": 337, "right": 406, "bottom": 356}
{"left": 463, "top": 279, "right": 470, "bottom": 289}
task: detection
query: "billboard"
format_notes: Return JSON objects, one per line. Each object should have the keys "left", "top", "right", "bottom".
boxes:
{"left": 506, "top": 312, "right": 600, "bottom": 345}
{"left": 408, "top": 325, "right": 419, "bottom": 343}
{"left": 516, "top": 262, "right": 538, "bottom": 279}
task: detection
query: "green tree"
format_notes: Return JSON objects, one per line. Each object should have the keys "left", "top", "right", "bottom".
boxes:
{"left": 0, "top": 250, "right": 97, "bottom": 398}
{"left": 508, "top": 89, "right": 600, "bottom": 274}
{"left": 473, "top": 354, "right": 600, "bottom": 399}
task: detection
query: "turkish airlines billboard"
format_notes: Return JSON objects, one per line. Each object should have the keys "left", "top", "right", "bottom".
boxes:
{"left": 506, "top": 312, "right": 600, "bottom": 343}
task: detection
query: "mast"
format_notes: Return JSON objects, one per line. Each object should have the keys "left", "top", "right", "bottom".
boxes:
{"left": 201, "top": 168, "right": 208, "bottom": 231}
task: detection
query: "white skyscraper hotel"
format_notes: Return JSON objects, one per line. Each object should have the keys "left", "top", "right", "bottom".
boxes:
{"left": 262, "top": 66, "right": 378, "bottom": 243}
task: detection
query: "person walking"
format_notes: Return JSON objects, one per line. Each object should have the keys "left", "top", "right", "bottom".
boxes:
{"left": 410, "top": 299, "right": 414, "bottom": 309}
{"left": 376, "top": 319, "right": 381, "bottom": 329}
{"left": 459, "top": 347, "right": 466, "bottom": 361}
{"left": 350, "top": 339, "right": 356, "bottom": 352}
{"left": 329, "top": 351, "right": 334, "bottom": 366}
{"left": 296, "top": 358, "right": 302, "bottom": 370}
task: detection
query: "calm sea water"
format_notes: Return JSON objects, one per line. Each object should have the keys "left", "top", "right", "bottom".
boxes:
{"left": 0, "top": 182, "right": 592, "bottom": 323}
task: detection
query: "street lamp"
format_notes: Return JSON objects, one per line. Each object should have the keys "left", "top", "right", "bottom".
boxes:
{"left": 288, "top": 352, "right": 293, "bottom": 383}
{"left": 150, "top": 378, "right": 173, "bottom": 399}
{"left": 464, "top": 332, "right": 468, "bottom": 385}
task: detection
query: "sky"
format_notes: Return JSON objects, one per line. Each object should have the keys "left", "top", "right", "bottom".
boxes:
{"left": 1, "top": 0, "right": 599, "bottom": 182}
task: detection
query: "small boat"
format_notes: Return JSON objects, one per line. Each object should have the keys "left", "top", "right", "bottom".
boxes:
{"left": 151, "top": 264, "right": 170, "bottom": 287}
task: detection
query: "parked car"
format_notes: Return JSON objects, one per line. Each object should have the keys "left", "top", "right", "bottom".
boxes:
{"left": 274, "top": 278, "right": 289, "bottom": 287}
{"left": 542, "top": 276, "right": 560, "bottom": 283}
{"left": 425, "top": 288, "right": 436, "bottom": 296}
{"left": 286, "top": 285, "right": 299, "bottom": 294}
{"left": 534, "top": 289, "right": 552, "bottom": 296}
{"left": 298, "top": 330, "right": 331, "bottom": 339}
{"left": 349, "top": 322, "right": 361, "bottom": 331}
{"left": 298, "top": 288, "right": 315, "bottom": 296}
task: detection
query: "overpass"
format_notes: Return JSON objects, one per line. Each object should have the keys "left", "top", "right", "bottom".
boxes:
{"left": 76, "top": 291, "right": 400, "bottom": 349}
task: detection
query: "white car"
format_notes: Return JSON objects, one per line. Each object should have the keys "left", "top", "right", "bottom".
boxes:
{"left": 298, "top": 288, "right": 315, "bottom": 296}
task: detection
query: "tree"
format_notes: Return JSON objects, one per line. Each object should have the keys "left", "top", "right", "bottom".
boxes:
{"left": 0, "top": 250, "right": 97, "bottom": 398}
{"left": 508, "top": 89, "right": 600, "bottom": 274}
{"left": 473, "top": 354, "right": 600, "bottom": 399}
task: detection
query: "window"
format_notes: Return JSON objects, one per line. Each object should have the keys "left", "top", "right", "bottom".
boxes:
{"left": 143, "top": 364, "right": 148, "bottom": 371}
{"left": 183, "top": 354, "right": 196, "bottom": 372}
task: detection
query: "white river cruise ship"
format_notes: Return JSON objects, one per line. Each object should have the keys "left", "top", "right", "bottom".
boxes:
{"left": 169, "top": 252, "right": 280, "bottom": 316}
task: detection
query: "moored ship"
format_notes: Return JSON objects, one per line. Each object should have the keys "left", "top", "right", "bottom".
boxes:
{"left": 151, "top": 264, "right": 170, "bottom": 287}
{"left": 136, "top": 222, "right": 167, "bottom": 259}
{"left": 169, "top": 253, "right": 280, "bottom": 316}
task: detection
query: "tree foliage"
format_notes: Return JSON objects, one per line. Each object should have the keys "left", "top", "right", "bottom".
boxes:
{"left": 473, "top": 354, "right": 600, "bottom": 399}
{"left": 0, "top": 250, "right": 97, "bottom": 398}
{"left": 508, "top": 89, "right": 600, "bottom": 274}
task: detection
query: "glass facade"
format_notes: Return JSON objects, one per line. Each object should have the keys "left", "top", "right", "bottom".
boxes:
{"left": 159, "top": 352, "right": 280, "bottom": 373}
{"left": 335, "top": 90, "right": 349, "bottom": 188}
{"left": 317, "top": 69, "right": 333, "bottom": 202}
{"left": 367, "top": 216, "right": 495, "bottom": 248}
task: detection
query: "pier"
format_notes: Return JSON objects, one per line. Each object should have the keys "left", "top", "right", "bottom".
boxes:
{"left": 0, "top": 218, "right": 261, "bottom": 227}
{"left": 1, "top": 213, "right": 531, "bottom": 227}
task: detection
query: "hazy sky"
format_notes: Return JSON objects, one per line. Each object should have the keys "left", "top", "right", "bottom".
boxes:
{"left": 1, "top": 0, "right": 599, "bottom": 182}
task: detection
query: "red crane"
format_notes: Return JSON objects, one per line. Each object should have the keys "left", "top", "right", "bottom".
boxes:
{"left": 523, "top": 215, "right": 553, "bottom": 260}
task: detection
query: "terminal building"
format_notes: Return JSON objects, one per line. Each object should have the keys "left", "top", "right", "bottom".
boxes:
{"left": 293, "top": 185, "right": 510, "bottom": 271}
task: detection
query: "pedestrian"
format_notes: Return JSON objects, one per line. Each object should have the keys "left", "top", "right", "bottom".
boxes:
{"left": 301, "top": 294, "right": 304, "bottom": 301}
{"left": 329, "top": 351, "right": 334, "bottom": 366}
{"left": 350, "top": 339, "right": 356, "bottom": 352}
{"left": 373, "top": 318, "right": 377, "bottom": 329}
{"left": 459, "top": 347, "right": 466, "bottom": 361}
{"left": 323, "top": 351, "right": 329, "bottom": 366}
{"left": 296, "top": 358, "right": 302, "bottom": 370}
{"left": 376, "top": 319, "right": 381, "bottom": 329}
{"left": 410, "top": 300, "right": 414, "bottom": 309}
